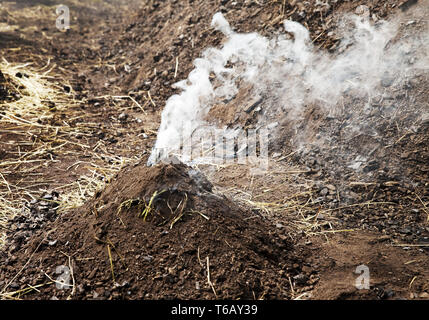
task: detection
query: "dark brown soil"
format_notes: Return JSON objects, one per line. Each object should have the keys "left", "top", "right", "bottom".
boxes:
{"left": 0, "top": 161, "right": 303, "bottom": 299}
{"left": 0, "top": 0, "right": 428, "bottom": 300}
{"left": 0, "top": 70, "right": 19, "bottom": 103}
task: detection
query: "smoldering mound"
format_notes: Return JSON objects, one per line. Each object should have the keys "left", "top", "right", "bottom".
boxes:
{"left": 0, "top": 161, "right": 301, "bottom": 299}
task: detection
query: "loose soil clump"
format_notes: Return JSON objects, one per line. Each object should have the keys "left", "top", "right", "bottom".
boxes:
{"left": 0, "top": 70, "right": 19, "bottom": 103}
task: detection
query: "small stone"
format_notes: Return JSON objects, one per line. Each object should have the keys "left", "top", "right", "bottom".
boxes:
{"left": 9, "top": 282, "right": 19, "bottom": 289}
{"left": 363, "top": 161, "right": 379, "bottom": 173}
{"left": 168, "top": 267, "right": 177, "bottom": 276}
{"left": 400, "top": 152, "right": 410, "bottom": 159}
{"left": 399, "top": 228, "right": 412, "bottom": 235}
{"left": 399, "top": 0, "right": 418, "bottom": 12}
{"left": 320, "top": 188, "right": 329, "bottom": 196}
{"left": 384, "top": 289, "right": 395, "bottom": 298}
{"left": 326, "top": 184, "right": 336, "bottom": 191}
{"left": 118, "top": 113, "right": 128, "bottom": 122}
{"left": 293, "top": 274, "right": 309, "bottom": 285}
{"left": 142, "top": 255, "right": 154, "bottom": 262}
{"left": 302, "top": 265, "right": 312, "bottom": 274}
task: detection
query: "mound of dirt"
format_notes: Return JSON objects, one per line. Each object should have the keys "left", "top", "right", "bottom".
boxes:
{"left": 0, "top": 161, "right": 301, "bottom": 299}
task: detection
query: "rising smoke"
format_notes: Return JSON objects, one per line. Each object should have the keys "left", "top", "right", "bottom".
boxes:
{"left": 148, "top": 10, "right": 428, "bottom": 166}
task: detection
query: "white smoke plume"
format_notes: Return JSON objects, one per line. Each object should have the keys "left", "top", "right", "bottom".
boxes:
{"left": 148, "top": 10, "right": 428, "bottom": 166}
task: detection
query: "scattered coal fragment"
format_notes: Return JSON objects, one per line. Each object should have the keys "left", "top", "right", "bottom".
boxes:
{"left": 3, "top": 191, "right": 61, "bottom": 254}
{"left": 399, "top": 0, "right": 418, "bottom": 12}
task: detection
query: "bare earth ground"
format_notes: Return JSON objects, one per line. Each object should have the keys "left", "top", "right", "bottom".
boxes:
{"left": 0, "top": 0, "right": 428, "bottom": 300}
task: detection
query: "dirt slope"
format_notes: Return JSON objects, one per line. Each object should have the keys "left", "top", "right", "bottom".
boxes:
{"left": 0, "top": 0, "right": 428, "bottom": 300}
